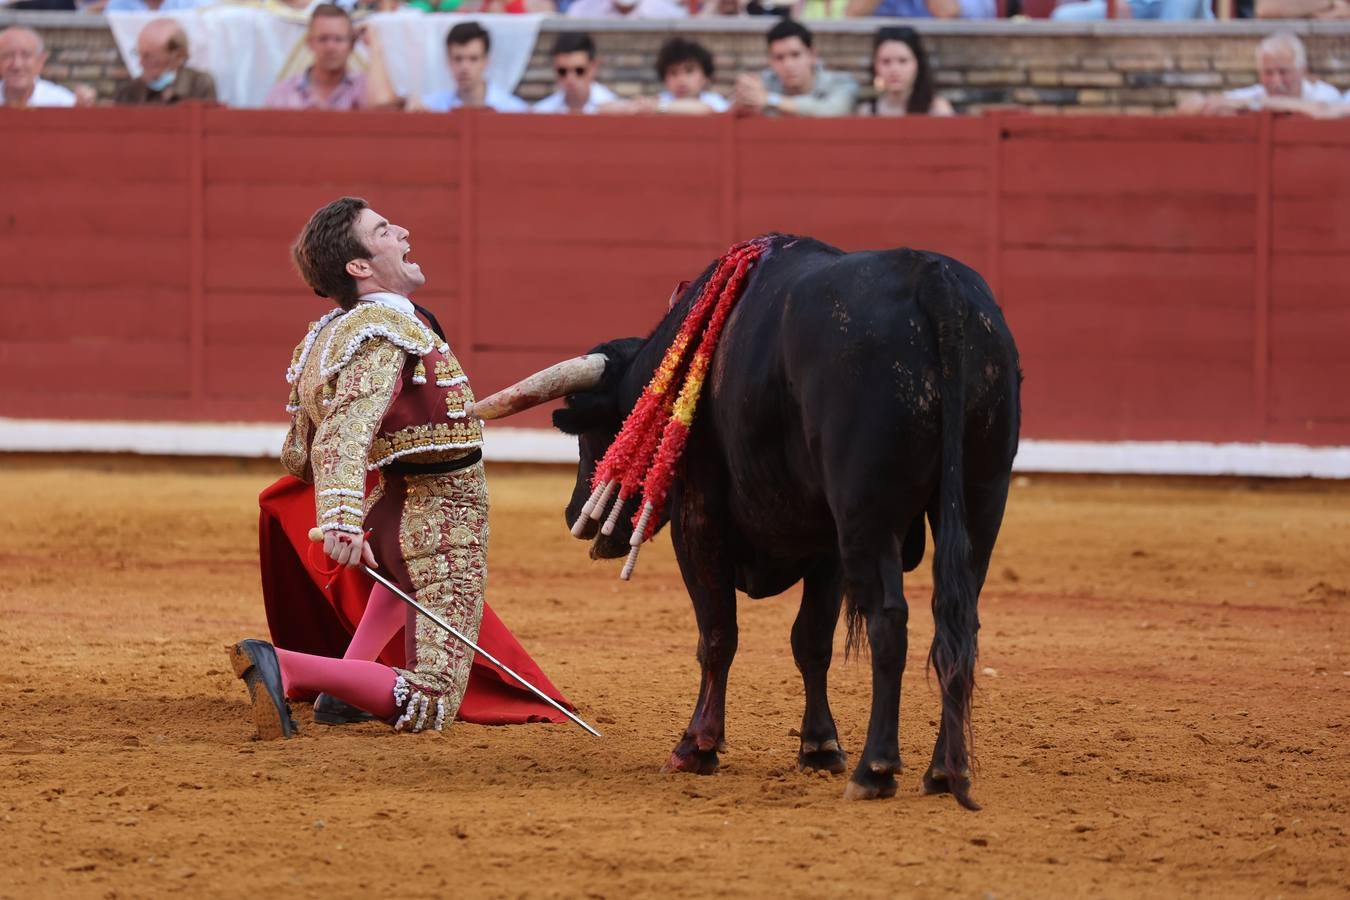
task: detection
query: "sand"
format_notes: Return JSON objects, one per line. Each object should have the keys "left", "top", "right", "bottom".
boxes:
{"left": 0, "top": 455, "right": 1346, "bottom": 899}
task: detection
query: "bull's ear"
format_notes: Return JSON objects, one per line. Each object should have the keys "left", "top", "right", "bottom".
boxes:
{"left": 552, "top": 392, "right": 616, "bottom": 435}
{"left": 552, "top": 406, "right": 589, "bottom": 436}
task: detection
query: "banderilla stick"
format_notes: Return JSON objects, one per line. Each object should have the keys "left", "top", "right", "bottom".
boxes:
{"left": 308, "top": 528, "right": 602, "bottom": 738}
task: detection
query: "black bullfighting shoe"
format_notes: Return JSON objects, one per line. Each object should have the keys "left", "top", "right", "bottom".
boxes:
{"left": 227, "top": 639, "right": 298, "bottom": 740}
{"left": 312, "top": 692, "right": 378, "bottom": 726}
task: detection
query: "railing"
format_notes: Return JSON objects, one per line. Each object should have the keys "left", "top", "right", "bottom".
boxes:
{"left": 2, "top": 106, "right": 1347, "bottom": 445}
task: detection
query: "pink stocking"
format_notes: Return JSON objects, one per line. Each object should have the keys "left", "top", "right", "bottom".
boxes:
{"left": 344, "top": 584, "right": 409, "bottom": 662}
{"left": 275, "top": 648, "right": 399, "bottom": 719}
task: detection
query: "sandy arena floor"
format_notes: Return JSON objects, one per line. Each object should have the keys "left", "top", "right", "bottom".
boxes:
{"left": 0, "top": 455, "right": 1347, "bottom": 899}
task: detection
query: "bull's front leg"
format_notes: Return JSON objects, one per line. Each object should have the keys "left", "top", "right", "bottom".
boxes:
{"left": 663, "top": 486, "right": 738, "bottom": 776}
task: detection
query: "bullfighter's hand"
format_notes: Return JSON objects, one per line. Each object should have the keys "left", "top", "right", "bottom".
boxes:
{"left": 324, "top": 531, "right": 378, "bottom": 569}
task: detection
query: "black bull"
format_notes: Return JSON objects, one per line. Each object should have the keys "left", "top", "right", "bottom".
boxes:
{"left": 490, "top": 235, "right": 1021, "bottom": 808}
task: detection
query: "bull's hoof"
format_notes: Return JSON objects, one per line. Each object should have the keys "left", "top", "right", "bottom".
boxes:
{"left": 923, "top": 766, "right": 981, "bottom": 811}
{"left": 798, "top": 738, "right": 847, "bottom": 774}
{"left": 663, "top": 747, "right": 720, "bottom": 775}
{"left": 842, "top": 774, "right": 897, "bottom": 801}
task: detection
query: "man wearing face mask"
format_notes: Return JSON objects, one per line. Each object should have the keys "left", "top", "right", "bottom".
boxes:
{"left": 114, "top": 18, "right": 216, "bottom": 106}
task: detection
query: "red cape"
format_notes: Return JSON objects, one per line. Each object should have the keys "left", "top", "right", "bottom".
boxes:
{"left": 258, "top": 474, "right": 572, "bottom": 724}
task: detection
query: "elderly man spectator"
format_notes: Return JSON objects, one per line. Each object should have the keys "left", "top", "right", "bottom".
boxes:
{"left": 264, "top": 4, "right": 395, "bottom": 110}
{"left": 731, "top": 19, "right": 856, "bottom": 118}
{"left": 0, "top": 26, "right": 80, "bottom": 108}
{"left": 566, "top": 0, "right": 686, "bottom": 17}
{"left": 1178, "top": 32, "right": 1341, "bottom": 115}
{"left": 114, "top": 18, "right": 216, "bottom": 105}
{"left": 533, "top": 32, "right": 617, "bottom": 114}
{"left": 413, "top": 21, "right": 527, "bottom": 112}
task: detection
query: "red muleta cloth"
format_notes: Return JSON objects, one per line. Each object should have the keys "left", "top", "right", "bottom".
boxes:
{"left": 257, "top": 474, "right": 573, "bottom": 724}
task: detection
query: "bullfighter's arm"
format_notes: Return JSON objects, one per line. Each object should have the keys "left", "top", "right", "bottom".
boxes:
{"left": 311, "top": 339, "right": 405, "bottom": 534}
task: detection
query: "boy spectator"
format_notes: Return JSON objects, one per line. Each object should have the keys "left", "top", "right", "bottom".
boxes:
{"left": 0, "top": 26, "right": 78, "bottom": 107}
{"left": 600, "top": 36, "right": 728, "bottom": 114}
{"left": 264, "top": 4, "right": 395, "bottom": 110}
{"left": 532, "top": 32, "right": 617, "bottom": 114}
{"left": 114, "top": 18, "right": 217, "bottom": 105}
{"left": 415, "top": 22, "right": 528, "bottom": 113}
{"left": 731, "top": 19, "right": 856, "bottom": 117}
{"left": 1178, "top": 32, "right": 1341, "bottom": 114}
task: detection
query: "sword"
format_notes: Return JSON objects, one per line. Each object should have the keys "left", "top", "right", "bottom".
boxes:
{"left": 309, "top": 528, "right": 602, "bottom": 738}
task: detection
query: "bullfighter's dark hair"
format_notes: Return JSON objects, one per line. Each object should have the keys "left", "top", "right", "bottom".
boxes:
{"left": 447, "top": 21, "right": 490, "bottom": 53}
{"left": 550, "top": 32, "right": 596, "bottom": 61}
{"left": 655, "top": 37, "right": 714, "bottom": 81}
{"left": 292, "top": 197, "right": 370, "bottom": 311}
{"left": 870, "top": 26, "right": 936, "bottom": 115}
{"left": 766, "top": 19, "right": 812, "bottom": 49}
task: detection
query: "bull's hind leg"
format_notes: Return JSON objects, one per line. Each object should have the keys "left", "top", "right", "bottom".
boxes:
{"left": 838, "top": 535, "right": 910, "bottom": 801}
{"left": 793, "top": 558, "right": 846, "bottom": 774}
{"left": 664, "top": 485, "right": 738, "bottom": 776}
{"left": 922, "top": 473, "right": 1010, "bottom": 811}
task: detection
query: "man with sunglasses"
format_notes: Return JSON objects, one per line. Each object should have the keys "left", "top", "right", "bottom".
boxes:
{"left": 532, "top": 32, "right": 617, "bottom": 114}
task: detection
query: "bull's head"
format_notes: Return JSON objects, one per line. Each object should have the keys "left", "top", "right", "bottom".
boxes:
{"left": 467, "top": 338, "right": 647, "bottom": 560}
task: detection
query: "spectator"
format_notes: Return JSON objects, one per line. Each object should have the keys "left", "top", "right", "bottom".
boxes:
{"left": 263, "top": 4, "right": 396, "bottom": 110}
{"left": 566, "top": 0, "right": 686, "bottom": 17}
{"left": 1257, "top": 0, "right": 1350, "bottom": 17}
{"left": 844, "top": 0, "right": 996, "bottom": 19}
{"left": 114, "top": 18, "right": 216, "bottom": 105}
{"left": 731, "top": 19, "right": 857, "bottom": 118}
{"left": 105, "top": 0, "right": 211, "bottom": 11}
{"left": 1177, "top": 32, "right": 1341, "bottom": 114}
{"left": 1050, "top": 0, "right": 1208, "bottom": 20}
{"left": 600, "top": 36, "right": 728, "bottom": 114}
{"left": 0, "top": 26, "right": 77, "bottom": 108}
{"left": 413, "top": 22, "right": 528, "bottom": 112}
{"left": 532, "top": 32, "right": 617, "bottom": 114}
{"left": 859, "top": 26, "right": 953, "bottom": 116}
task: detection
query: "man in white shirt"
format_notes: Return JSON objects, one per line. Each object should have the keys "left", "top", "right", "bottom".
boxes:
{"left": 0, "top": 26, "right": 76, "bottom": 108}
{"left": 532, "top": 32, "right": 617, "bottom": 115}
{"left": 1178, "top": 32, "right": 1341, "bottom": 115}
{"left": 415, "top": 21, "right": 528, "bottom": 114}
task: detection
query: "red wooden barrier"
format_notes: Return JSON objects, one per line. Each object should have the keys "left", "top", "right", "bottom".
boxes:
{"left": 1, "top": 107, "right": 1347, "bottom": 445}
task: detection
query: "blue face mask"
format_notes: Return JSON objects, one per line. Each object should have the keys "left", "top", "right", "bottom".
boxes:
{"left": 146, "top": 69, "right": 177, "bottom": 92}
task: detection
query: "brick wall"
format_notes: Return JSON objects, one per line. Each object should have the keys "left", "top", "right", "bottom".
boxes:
{"left": 4, "top": 11, "right": 1350, "bottom": 113}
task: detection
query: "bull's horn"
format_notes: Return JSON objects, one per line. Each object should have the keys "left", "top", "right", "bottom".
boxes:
{"left": 467, "top": 353, "right": 607, "bottom": 420}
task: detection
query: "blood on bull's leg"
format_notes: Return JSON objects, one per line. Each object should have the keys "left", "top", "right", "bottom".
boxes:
{"left": 663, "top": 485, "right": 738, "bottom": 776}
{"left": 792, "top": 558, "right": 847, "bottom": 774}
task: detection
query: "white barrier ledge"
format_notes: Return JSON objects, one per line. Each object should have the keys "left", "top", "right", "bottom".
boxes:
{"left": 2, "top": 417, "right": 1348, "bottom": 479}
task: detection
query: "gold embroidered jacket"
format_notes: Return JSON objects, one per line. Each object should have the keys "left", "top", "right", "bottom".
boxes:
{"left": 280, "top": 303, "right": 483, "bottom": 534}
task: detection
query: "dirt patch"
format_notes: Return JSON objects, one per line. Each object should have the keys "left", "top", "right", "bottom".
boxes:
{"left": 0, "top": 456, "right": 1347, "bottom": 899}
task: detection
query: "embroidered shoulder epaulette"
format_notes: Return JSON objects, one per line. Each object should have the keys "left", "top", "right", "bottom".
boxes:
{"left": 319, "top": 304, "right": 444, "bottom": 381}
{"left": 285, "top": 308, "right": 344, "bottom": 412}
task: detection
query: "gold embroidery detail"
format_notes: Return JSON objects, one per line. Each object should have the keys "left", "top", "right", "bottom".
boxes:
{"left": 320, "top": 304, "right": 437, "bottom": 379}
{"left": 369, "top": 420, "right": 484, "bottom": 467}
{"left": 434, "top": 357, "right": 465, "bottom": 383}
{"left": 393, "top": 463, "right": 488, "bottom": 721}
{"left": 413, "top": 358, "right": 427, "bottom": 384}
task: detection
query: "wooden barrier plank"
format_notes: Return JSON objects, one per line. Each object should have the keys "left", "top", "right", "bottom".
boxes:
{"left": 737, "top": 142, "right": 988, "bottom": 195}
{"left": 0, "top": 182, "right": 189, "bottom": 237}
{"left": 206, "top": 134, "right": 458, "bottom": 185}
{"left": 1268, "top": 361, "right": 1350, "bottom": 423}
{"left": 203, "top": 184, "right": 459, "bottom": 241}
{"left": 1021, "top": 357, "right": 1255, "bottom": 442}
{"left": 1001, "top": 193, "right": 1255, "bottom": 251}
{"left": 738, "top": 193, "right": 985, "bottom": 257}
{"left": 1, "top": 288, "right": 189, "bottom": 342}
{"left": 0, "top": 237, "right": 191, "bottom": 288}
{"left": 477, "top": 185, "right": 720, "bottom": 243}
{"left": 0, "top": 340, "right": 189, "bottom": 399}
{"left": 474, "top": 242, "right": 714, "bottom": 350}
{"left": 1003, "top": 140, "right": 1256, "bottom": 196}
{"left": 1271, "top": 198, "right": 1350, "bottom": 254}
{"left": 0, "top": 131, "right": 190, "bottom": 182}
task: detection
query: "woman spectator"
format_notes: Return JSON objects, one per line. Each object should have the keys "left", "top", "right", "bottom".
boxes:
{"left": 858, "top": 26, "right": 953, "bottom": 117}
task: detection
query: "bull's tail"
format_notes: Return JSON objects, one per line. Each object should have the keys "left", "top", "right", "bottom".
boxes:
{"left": 917, "top": 260, "right": 980, "bottom": 809}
